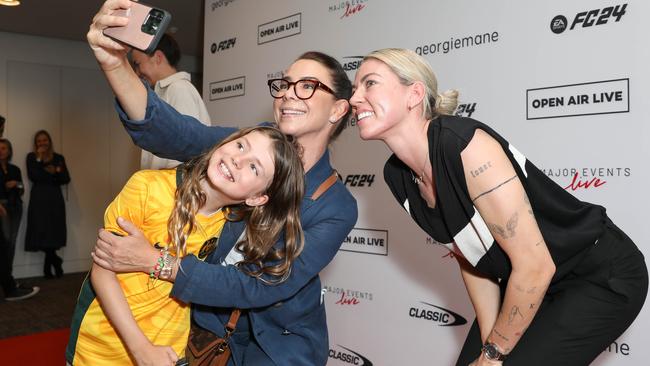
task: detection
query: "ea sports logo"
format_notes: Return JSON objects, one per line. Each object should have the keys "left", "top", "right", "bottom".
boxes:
{"left": 550, "top": 15, "right": 568, "bottom": 34}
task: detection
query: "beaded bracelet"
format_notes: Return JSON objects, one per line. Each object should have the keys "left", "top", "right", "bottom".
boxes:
{"left": 149, "top": 248, "right": 166, "bottom": 280}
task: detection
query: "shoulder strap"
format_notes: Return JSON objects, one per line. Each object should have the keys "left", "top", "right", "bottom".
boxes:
{"left": 225, "top": 309, "right": 241, "bottom": 334}
{"left": 311, "top": 170, "right": 339, "bottom": 200}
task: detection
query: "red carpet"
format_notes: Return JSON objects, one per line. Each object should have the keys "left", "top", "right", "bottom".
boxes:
{"left": 0, "top": 328, "right": 70, "bottom": 366}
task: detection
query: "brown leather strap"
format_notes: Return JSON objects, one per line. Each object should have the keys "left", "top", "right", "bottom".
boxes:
{"left": 311, "top": 171, "right": 339, "bottom": 200}
{"left": 225, "top": 309, "right": 241, "bottom": 333}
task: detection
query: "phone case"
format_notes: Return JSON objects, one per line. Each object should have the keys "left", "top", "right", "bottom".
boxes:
{"left": 103, "top": 2, "right": 172, "bottom": 54}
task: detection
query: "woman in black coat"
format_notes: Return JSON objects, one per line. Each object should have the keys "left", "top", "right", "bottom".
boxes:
{"left": 25, "top": 130, "right": 70, "bottom": 278}
{"left": 0, "top": 138, "right": 24, "bottom": 274}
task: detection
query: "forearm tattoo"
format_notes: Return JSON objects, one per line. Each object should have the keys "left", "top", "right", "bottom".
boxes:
{"left": 524, "top": 194, "right": 533, "bottom": 215}
{"left": 508, "top": 306, "right": 524, "bottom": 325}
{"left": 493, "top": 328, "right": 510, "bottom": 342}
{"left": 487, "top": 212, "right": 519, "bottom": 239}
{"left": 471, "top": 174, "right": 518, "bottom": 202}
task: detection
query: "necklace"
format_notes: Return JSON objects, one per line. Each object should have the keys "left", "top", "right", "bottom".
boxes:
{"left": 411, "top": 153, "right": 428, "bottom": 185}
{"left": 411, "top": 120, "right": 432, "bottom": 185}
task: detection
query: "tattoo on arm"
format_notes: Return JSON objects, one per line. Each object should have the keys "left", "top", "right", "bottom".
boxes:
{"left": 487, "top": 212, "right": 519, "bottom": 239}
{"left": 493, "top": 328, "right": 510, "bottom": 342}
{"left": 515, "top": 284, "right": 525, "bottom": 293}
{"left": 524, "top": 194, "right": 533, "bottom": 215}
{"left": 471, "top": 174, "right": 518, "bottom": 202}
{"left": 470, "top": 161, "right": 493, "bottom": 178}
{"left": 508, "top": 306, "right": 524, "bottom": 325}
{"left": 515, "top": 284, "right": 538, "bottom": 294}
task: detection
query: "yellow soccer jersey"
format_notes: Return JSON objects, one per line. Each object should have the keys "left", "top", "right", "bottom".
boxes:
{"left": 66, "top": 169, "right": 226, "bottom": 365}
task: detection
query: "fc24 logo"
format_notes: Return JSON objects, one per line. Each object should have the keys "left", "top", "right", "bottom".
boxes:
{"left": 344, "top": 174, "right": 375, "bottom": 187}
{"left": 551, "top": 4, "right": 626, "bottom": 34}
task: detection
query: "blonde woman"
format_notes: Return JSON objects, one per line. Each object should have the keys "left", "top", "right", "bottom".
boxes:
{"left": 350, "top": 48, "right": 647, "bottom": 366}
{"left": 25, "top": 130, "right": 70, "bottom": 278}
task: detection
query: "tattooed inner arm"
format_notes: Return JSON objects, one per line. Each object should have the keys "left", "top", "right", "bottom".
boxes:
{"left": 461, "top": 129, "right": 556, "bottom": 354}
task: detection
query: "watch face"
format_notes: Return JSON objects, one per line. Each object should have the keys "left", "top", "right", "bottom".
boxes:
{"left": 483, "top": 343, "right": 504, "bottom": 361}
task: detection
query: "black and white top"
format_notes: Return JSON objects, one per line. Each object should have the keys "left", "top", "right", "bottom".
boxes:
{"left": 384, "top": 115, "right": 606, "bottom": 281}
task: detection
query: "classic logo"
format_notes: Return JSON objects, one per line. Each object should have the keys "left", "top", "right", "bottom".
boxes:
{"left": 550, "top": 4, "right": 627, "bottom": 34}
{"left": 415, "top": 31, "right": 499, "bottom": 56}
{"left": 341, "top": 56, "right": 364, "bottom": 72}
{"left": 541, "top": 167, "right": 630, "bottom": 191}
{"left": 257, "top": 13, "right": 301, "bottom": 45}
{"left": 324, "top": 285, "right": 374, "bottom": 306}
{"left": 340, "top": 228, "right": 388, "bottom": 256}
{"left": 210, "top": 0, "right": 236, "bottom": 11}
{"left": 409, "top": 301, "right": 468, "bottom": 326}
{"left": 343, "top": 174, "right": 375, "bottom": 187}
{"left": 209, "top": 76, "right": 245, "bottom": 101}
{"left": 210, "top": 37, "right": 236, "bottom": 54}
{"left": 329, "top": 0, "right": 369, "bottom": 19}
{"left": 455, "top": 103, "right": 477, "bottom": 118}
{"left": 526, "top": 78, "right": 629, "bottom": 119}
{"left": 329, "top": 345, "right": 373, "bottom": 365}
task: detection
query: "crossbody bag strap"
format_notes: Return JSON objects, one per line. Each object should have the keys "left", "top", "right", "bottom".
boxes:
{"left": 311, "top": 170, "right": 339, "bottom": 201}
{"left": 224, "top": 309, "right": 241, "bottom": 334}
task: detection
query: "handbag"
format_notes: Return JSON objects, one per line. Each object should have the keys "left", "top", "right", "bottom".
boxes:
{"left": 186, "top": 309, "right": 240, "bottom": 366}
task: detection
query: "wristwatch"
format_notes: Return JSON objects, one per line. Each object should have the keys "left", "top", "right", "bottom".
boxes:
{"left": 482, "top": 342, "right": 507, "bottom": 361}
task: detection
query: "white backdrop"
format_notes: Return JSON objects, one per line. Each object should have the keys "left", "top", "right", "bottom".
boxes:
{"left": 202, "top": 1, "right": 648, "bottom": 364}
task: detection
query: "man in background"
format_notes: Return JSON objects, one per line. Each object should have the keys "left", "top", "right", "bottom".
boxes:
{"left": 131, "top": 34, "right": 211, "bottom": 169}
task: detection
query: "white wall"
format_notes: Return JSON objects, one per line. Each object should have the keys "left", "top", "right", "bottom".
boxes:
{"left": 203, "top": 1, "right": 649, "bottom": 365}
{"left": 0, "top": 31, "right": 142, "bottom": 278}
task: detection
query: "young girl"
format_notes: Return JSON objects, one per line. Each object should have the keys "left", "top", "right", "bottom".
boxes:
{"left": 66, "top": 126, "right": 305, "bottom": 366}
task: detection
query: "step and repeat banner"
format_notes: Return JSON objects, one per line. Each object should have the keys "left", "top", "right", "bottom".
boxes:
{"left": 202, "top": 1, "right": 648, "bottom": 364}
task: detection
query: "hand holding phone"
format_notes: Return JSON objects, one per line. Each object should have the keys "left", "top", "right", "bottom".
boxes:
{"left": 103, "top": 1, "right": 172, "bottom": 54}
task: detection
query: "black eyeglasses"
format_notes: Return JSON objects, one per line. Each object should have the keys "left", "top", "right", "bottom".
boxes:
{"left": 267, "top": 78, "right": 336, "bottom": 100}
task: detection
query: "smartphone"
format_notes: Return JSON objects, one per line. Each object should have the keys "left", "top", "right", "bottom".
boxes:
{"left": 103, "top": 1, "right": 172, "bottom": 54}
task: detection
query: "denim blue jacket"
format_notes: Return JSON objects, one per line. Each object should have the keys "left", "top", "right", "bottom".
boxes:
{"left": 117, "top": 89, "right": 358, "bottom": 365}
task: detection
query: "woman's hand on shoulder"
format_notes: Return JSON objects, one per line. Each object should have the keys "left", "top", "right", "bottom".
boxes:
{"left": 93, "top": 217, "right": 159, "bottom": 274}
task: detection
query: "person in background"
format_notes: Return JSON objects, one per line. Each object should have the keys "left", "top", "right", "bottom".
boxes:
{"left": 0, "top": 118, "right": 38, "bottom": 301}
{"left": 0, "top": 114, "right": 5, "bottom": 137}
{"left": 25, "top": 130, "right": 71, "bottom": 278}
{"left": 0, "top": 138, "right": 24, "bottom": 275}
{"left": 131, "top": 33, "right": 212, "bottom": 170}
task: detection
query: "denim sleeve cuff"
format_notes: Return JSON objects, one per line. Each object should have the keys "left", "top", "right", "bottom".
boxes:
{"left": 116, "top": 87, "right": 158, "bottom": 132}
{"left": 170, "top": 254, "right": 200, "bottom": 302}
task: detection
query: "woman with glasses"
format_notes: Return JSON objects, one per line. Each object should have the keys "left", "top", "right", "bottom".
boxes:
{"left": 86, "top": 1, "right": 357, "bottom": 365}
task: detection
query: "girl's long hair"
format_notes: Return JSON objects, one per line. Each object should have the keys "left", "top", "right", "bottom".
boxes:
{"left": 167, "top": 126, "right": 305, "bottom": 283}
